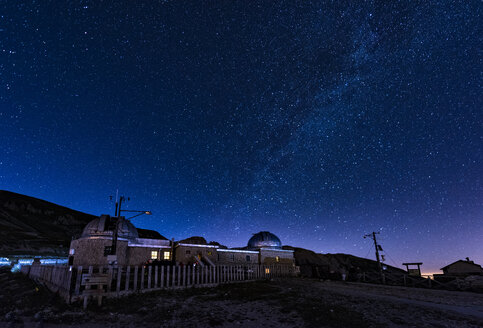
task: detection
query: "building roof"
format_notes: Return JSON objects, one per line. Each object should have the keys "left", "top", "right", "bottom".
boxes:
{"left": 179, "top": 236, "right": 207, "bottom": 245}
{"left": 248, "top": 231, "right": 282, "bottom": 249}
{"left": 136, "top": 228, "right": 167, "bottom": 240}
{"left": 440, "top": 259, "right": 483, "bottom": 271}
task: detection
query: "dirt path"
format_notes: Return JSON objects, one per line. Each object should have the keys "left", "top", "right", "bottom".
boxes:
{"left": 315, "top": 281, "right": 483, "bottom": 319}
{"left": 280, "top": 279, "right": 483, "bottom": 327}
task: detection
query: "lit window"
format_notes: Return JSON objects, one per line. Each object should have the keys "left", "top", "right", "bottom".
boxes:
{"left": 69, "top": 249, "right": 75, "bottom": 255}
{"left": 276, "top": 256, "right": 280, "bottom": 262}
{"left": 246, "top": 255, "right": 251, "bottom": 262}
{"left": 207, "top": 251, "right": 212, "bottom": 256}
{"left": 151, "top": 251, "right": 158, "bottom": 260}
{"left": 265, "top": 268, "right": 270, "bottom": 274}
{"left": 164, "top": 251, "right": 170, "bottom": 260}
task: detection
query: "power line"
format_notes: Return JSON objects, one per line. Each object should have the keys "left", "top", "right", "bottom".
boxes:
{"left": 383, "top": 249, "right": 400, "bottom": 269}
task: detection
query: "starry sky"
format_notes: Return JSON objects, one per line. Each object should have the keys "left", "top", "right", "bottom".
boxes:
{"left": 1, "top": 1, "right": 481, "bottom": 274}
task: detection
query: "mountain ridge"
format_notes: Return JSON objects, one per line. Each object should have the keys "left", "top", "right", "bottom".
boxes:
{"left": 0, "top": 190, "right": 96, "bottom": 256}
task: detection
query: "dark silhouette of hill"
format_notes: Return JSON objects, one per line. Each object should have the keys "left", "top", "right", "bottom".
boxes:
{"left": 0, "top": 190, "right": 97, "bottom": 256}
{"left": 283, "top": 246, "right": 406, "bottom": 278}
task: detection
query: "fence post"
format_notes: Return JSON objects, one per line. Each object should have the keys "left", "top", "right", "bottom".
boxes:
{"left": 177, "top": 265, "right": 181, "bottom": 287}
{"left": 403, "top": 275, "right": 406, "bottom": 287}
{"left": 147, "top": 266, "right": 152, "bottom": 289}
{"left": 166, "top": 265, "right": 170, "bottom": 288}
{"left": 161, "top": 266, "right": 165, "bottom": 288}
{"left": 140, "top": 266, "right": 145, "bottom": 290}
{"left": 172, "top": 265, "right": 175, "bottom": 287}
{"left": 108, "top": 266, "right": 113, "bottom": 292}
{"left": 83, "top": 266, "right": 94, "bottom": 309}
{"left": 187, "top": 265, "right": 191, "bottom": 286}
{"left": 116, "top": 266, "right": 122, "bottom": 295}
{"left": 125, "top": 266, "right": 131, "bottom": 291}
{"left": 154, "top": 266, "right": 159, "bottom": 288}
{"left": 133, "top": 266, "right": 138, "bottom": 291}
{"left": 182, "top": 265, "right": 186, "bottom": 287}
{"left": 75, "top": 266, "right": 82, "bottom": 296}
{"left": 192, "top": 265, "right": 196, "bottom": 285}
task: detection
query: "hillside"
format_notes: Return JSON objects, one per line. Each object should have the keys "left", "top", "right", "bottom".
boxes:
{"left": 283, "top": 246, "right": 406, "bottom": 278}
{"left": 0, "top": 190, "right": 96, "bottom": 256}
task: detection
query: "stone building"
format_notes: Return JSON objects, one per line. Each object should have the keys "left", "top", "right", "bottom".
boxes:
{"left": 69, "top": 216, "right": 294, "bottom": 268}
{"left": 69, "top": 215, "right": 172, "bottom": 267}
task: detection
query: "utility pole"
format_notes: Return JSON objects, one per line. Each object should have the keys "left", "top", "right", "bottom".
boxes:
{"left": 364, "top": 231, "right": 383, "bottom": 276}
{"left": 111, "top": 195, "right": 129, "bottom": 256}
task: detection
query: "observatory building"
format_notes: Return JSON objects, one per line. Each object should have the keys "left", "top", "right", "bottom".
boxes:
{"left": 69, "top": 215, "right": 171, "bottom": 267}
{"left": 69, "top": 215, "right": 294, "bottom": 268}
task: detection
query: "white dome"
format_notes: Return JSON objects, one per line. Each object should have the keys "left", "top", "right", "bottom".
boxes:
{"left": 81, "top": 215, "right": 139, "bottom": 240}
{"left": 248, "top": 231, "right": 282, "bottom": 249}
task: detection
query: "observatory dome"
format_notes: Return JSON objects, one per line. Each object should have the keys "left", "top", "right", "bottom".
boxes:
{"left": 81, "top": 215, "right": 139, "bottom": 240}
{"left": 247, "top": 231, "right": 282, "bottom": 249}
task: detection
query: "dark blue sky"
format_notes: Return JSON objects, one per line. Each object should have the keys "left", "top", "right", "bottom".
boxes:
{"left": 1, "top": 1, "right": 481, "bottom": 273}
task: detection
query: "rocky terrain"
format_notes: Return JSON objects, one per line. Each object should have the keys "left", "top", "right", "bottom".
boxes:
{"left": 1, "top": 268, "right": 482, "bottom": 327}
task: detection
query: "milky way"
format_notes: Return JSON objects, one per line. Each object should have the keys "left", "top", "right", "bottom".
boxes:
{"left": 0, "top": 1, "right": 481, "bottom": 273}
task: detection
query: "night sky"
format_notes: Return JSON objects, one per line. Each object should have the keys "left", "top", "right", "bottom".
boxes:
{"left": 1, "top": 1, "right": 481, "bottom": 274}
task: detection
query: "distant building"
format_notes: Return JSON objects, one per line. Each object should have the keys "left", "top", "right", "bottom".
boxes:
{"left": 69, "top": 215, "right": 294, "bottom": 268}
{"left": 439, "top": 258, "right": 483, "bottom": 277}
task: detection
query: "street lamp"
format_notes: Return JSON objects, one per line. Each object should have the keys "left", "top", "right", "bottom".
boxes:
{"left": 120, "top": 210, "right": 152, "bottom": 220}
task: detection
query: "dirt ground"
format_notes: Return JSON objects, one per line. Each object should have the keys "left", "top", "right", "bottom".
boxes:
{"left": 1, "top": 269, "right": 483, "bottom": 327}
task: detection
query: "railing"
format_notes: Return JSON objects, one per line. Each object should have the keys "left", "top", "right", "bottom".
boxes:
{"left": 359, "top": 271, "right": 471, "bottom": 291}
{"left": 22, "top": 263, "right": 297, "bottom": 307}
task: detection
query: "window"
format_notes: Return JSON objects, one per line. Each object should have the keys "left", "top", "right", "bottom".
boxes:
{"left": 151, "top": 251, "right": 158, "bottom": 260}
{"left": 229, "top": 254, "right": 234, "bottom": 261}
{"left": 69, "top": 249, "right": 75, "bottom": 255}
{"left": 164, "top": 251, "right": 170, "bottom": 260}
{"left": 207, "top": 251, "right": 212, "bottom": 256}
{"left": 276, "top": 256, "right": 280, "bottom": 262}
{"left": 104, "top": 246, "right": 112, "bottom": 256}
{"left": 265, "top": 268, "right": 270, "bottom": 274}
{"left": 246, "top": 255, "right": 251, "bottom": 262}
{"left": 186, "top": 250, "right": 191, "bottom": 255}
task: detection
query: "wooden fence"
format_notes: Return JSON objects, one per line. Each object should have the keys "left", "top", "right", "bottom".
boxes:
{"left": 360, "top": 271, "right": 471, "bottom": 291}
{"left": 20, "top": 264, "right": 73, "bottom": 302}
{"left": 22, "top": 263, "right": 296, "bottom": 307}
